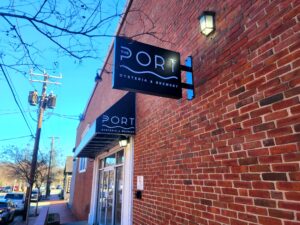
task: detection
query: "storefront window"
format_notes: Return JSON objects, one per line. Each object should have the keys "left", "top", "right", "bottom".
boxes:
{"left": 114, "top": 166, "right": 123, "bottom": 225}
{"left": 78, "top": 158, "right": 87, "bottom": 172}
{"left": 102, "top": 150, "right": 124, "bottom": 167}
{"left": 105, "top": 154, "right": 116, "bottom": 167}
{"left": 116, "top": 151, "right": 124, "bottom": 164}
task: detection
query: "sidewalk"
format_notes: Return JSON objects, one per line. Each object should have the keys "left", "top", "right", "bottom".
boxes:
{"left": 47, "top": 194, "right": 86, "bottom": 225}
{"left": 11, "top": 192, "right": 87, "bottom": 225}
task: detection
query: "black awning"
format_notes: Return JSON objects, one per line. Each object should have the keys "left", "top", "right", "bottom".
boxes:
{"left": 74, "top": 92, "right": 135, "bottom": 158}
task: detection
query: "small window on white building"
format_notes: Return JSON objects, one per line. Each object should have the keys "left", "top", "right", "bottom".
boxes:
{"left": 78, "top": 158, "right": 87, "bottom": 173}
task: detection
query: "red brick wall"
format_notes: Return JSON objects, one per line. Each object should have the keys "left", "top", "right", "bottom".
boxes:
{"left": 73, "top": 0, "right": 299, "bottom": 223}
{"left": 72, "top": 159, "right": 94, "bottom": 220}
{"left": 116, "top": 0, "right": 300, "bottom": 224}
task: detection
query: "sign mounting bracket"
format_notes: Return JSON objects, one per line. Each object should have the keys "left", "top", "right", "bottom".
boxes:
{"left": 180, "top": 56, "right": 195, "bottom": 100}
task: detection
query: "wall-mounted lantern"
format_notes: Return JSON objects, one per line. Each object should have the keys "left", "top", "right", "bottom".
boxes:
{"left": 119, "top": 136, "right": 129, "bottom": 147}
{"left": 199, "top": 11, "right": 216, "bottom": 36}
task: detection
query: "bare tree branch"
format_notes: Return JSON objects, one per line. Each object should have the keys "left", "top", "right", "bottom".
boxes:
{"left": 0, "top": 0, "right": 172, "bottom": 77}
{"left": 33, "top": 0, "right": 48, "bottom": 19}
{"left": 0, "top": 145, "right": 49, "bottom": 187}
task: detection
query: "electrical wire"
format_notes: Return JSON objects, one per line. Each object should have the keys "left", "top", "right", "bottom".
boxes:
{"left": 0, "top": 135, "right": 34, "bottom": 142}
{"left": 0, "top": 109, "right": 36, "bottom": 116}
{"left": 0, "top": 62, "right": 35, "bottom": 137}
{"left": 47, "top": 112, "right": 80, "bottom": 120}
{"left": 28, "top": 107, "right": 38, "bottom": 122}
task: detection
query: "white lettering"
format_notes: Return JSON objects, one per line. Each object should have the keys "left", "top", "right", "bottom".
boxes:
{"left": 111, "top": 116, "right": 120, "bottom": 124}
{"left": 136, "top": 51, "right": 151, "bottom": 67}
{"left": 170, "top": 59, "right": 176, "bottom": 73}
{"left": 121, "top": 117, "right": 128, "bottom": 125}
{"left": 155, "top": 55, "right": 165, "bottom": 71}
{"left": 120, "top": 46, "right": 177, "bottom": 74}
{"left": 102, "top": 115, "right": 109, "bottom": 123}
{"left": 129, "top": 118, "right": 135, "bottom": 125}
{"left": 102, "top": 115, "right": 135, "bottom": 127}
{"left": 120, "top": 46, "right": 132, "bottom": 61}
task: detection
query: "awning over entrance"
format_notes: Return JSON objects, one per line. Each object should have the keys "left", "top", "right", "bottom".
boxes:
{"left": 74, "top": 92, "right": 135, "bottom": 158}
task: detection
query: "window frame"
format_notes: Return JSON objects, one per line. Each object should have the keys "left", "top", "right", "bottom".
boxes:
{"left": 78, "top": 157, "right": 87, "bottom": 173}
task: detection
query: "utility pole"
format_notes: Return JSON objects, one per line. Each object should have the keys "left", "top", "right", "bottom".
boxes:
{"left": 46, "top": 136, "right": 59, "bottom": 197}
{"left": 23, "top": 70, "right": 61, "bottom": 224}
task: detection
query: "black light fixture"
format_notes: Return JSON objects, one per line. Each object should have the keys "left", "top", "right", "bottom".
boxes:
{"left": 119, "top": 136, "right": 129, "bottom": 147}
{"left": 95, "top": 69, "right": 102, "bottom": 82}
{"left": 199, "top": 11, "right": 216, "bottom": 36}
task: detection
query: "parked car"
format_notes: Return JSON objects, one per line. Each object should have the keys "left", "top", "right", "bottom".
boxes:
{"left": 40, "top": 187, "right": 46, "bottom": 199}
{"left": 3, "top": 186, "right": 12, "bottom": 193}
{"left": 0, "top": 199, "right": 16, "bottom": 224}
{"left": 31, "top": 189, "right": 41, "bottom": 202}
{"left": 4, "top": 192, "right": 25, "bottom": 212}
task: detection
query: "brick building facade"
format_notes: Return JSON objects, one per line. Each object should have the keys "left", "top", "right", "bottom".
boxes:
{"left": 71, "top": 0, "right": 300, "bottom": 224}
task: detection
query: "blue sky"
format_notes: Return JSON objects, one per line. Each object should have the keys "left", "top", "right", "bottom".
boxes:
{"left": 0, "top": 0, "right": 126, "bottom": 165}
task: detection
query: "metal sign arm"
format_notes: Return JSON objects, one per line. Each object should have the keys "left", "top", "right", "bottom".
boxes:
{"left": 180, "top": 56, "right": 195, "bottom": 100}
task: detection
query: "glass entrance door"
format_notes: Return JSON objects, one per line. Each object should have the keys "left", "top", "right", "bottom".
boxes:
{"left": 98, "top": 169, "right": 114, "bottom": 225}
{"left": 96, "top": 151, "right": 124, "bottom": 225}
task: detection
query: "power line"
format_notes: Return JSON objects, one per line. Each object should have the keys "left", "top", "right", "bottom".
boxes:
{"left": 28, "top": 107, "right": 38, "bottom": 122}
{"left": 1, "top": 71, "right": 35, "bottom": 136}
{"left": 0, "top": 109, "right": 37, "bottom": 116}
{"left": 0, "top": 63, "right": 35, "bottom": 137}
{"left": 47, "top": 112, "right": 80, "bottom": 120}
{"left": 0, "top": 135, "right": 34, "bottom": 142}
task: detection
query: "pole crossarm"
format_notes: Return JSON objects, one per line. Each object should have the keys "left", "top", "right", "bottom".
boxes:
{"left": 29, "top": 70, "right": 62, "bottom": 85}
{"left": 29, "top": 79, "right": 62, "bottom": 85}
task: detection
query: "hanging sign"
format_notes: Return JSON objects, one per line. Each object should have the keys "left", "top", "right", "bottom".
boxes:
{"left": 96, "top": 92, "right": 136, "bottom": 135}
{"left": 113, "top": 36, "right": 182, "bottom": 99}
